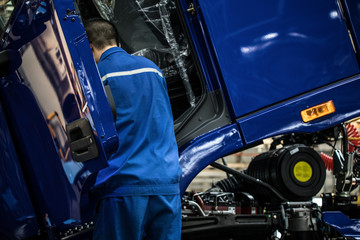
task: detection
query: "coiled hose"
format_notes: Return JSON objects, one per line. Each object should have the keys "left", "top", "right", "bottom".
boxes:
{"left": 320, "top": 123, "right": 360, "bottom": 172}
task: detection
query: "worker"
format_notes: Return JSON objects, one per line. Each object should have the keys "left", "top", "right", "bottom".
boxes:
{"left": 84, "top": 18, "right": 182, "bottom": 240}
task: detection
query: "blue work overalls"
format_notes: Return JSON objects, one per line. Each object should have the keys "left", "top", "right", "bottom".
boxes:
{"left": 91, "top": 47, "right": 182, "bottom": 240}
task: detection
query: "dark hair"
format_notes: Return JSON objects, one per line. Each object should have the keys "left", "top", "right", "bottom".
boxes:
{"left": 84, "top": 18, "right": 120, "bottom": 50}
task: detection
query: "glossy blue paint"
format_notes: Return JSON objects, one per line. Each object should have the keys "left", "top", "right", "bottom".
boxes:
{"left": 53, "top": 0, "right": 119, "bottom": 155}
{"left": 1, "top": 0, "right": 360, "bottom": 238}
{"left": 323, "top": 212, "right": 360, "bottom": 239}
{"left": 179, "top": 123, "right": 243, "bottom": 194}
{"left": 0, "top": 102, "right": 38, "bottom": 239}
{"left": 194, "top": 0, "right": 359, "bottom": 117}
{"left": 238, "top": 74, "right": 360, "bottom": 145}
{"left": 0, "top": 0, "right": 117, "bottom": 233}
{"left": 176, "top": 0, "right": 224, "bottom": 93}
{"left": 342, "top": 0, "right": 360, "bottom": 61}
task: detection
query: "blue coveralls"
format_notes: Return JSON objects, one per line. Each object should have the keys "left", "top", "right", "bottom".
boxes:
{"left": 91, "top": 47, "right": 182, "bottom": 240}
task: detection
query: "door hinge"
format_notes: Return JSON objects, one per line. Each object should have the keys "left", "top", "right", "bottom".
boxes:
{"left": 187, "top": 3, "right": 197, "bottom": 16}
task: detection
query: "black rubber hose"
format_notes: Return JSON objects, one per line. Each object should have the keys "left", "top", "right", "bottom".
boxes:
{"left": 341, "top": 123, "right": 349, "bottom": 156}
{"left": 210, "top": 161, "right": 287, "bottom": 202}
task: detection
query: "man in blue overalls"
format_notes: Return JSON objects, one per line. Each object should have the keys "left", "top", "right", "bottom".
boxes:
{"left": 84, "top": 18, "right": 182, "bottom": 240}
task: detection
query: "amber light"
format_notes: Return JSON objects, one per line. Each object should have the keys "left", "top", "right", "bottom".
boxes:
{"left": 301, "top": 101, "right": 335, "bottom": 123}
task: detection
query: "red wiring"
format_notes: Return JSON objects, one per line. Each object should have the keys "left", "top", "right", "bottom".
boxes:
{"left": 319, "top": 123, "right": 360, "bottom": 172}
{"left": 346, "top": 124, "right": 360, "bottom": 153}
{"left": 320, "top": 152, "right": 334, "bottom": 171}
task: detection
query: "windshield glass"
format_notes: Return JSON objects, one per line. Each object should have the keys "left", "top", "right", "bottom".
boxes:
{"left": 0, "top": 0, "right": 14, "bottom": 34}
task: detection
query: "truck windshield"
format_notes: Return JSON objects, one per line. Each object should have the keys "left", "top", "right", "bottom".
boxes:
{"left": 0, "top": 0, "right": 14, "bottom": 34}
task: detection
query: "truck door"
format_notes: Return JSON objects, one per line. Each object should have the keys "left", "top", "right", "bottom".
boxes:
{"left": 0, "top": 0, "right": 118, "bottom": 237}
{"left": 180, "top": 0, "right": 360, "bottom": 118}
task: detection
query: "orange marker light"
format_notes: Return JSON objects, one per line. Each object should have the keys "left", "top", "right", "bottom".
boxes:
{"left": 301, "top": 101, "right": 335, "bottom": 123}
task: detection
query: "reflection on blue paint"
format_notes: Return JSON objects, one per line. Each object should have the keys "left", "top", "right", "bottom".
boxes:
{"left": 36, "top": 1, "right": 48, "bottom": 16}
{"left": 197, "top": 0, "right": 359, "bottom": 117}
{"left": 0, "top": 102, "right": 38, "bottom": 239}
{"left": 62, "top": 161, "right": 84, "bottom": 184}
{"left": 62, "top": 161, "right": 91, "bottom": 185}
{"left": 179, "top": 124, "right": 243, "bottom": 194}
{"left": 324, "top": 212, "right": 360, "bottom": 239}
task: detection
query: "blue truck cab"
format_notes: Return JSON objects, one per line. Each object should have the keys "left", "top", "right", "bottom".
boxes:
{"left": 1, "top": 0, "right": 360, "bottom": 239}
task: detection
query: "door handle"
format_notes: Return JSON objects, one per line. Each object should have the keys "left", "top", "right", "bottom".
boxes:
{"left": 66, "top": 118, "right": 99, "bottom": 162}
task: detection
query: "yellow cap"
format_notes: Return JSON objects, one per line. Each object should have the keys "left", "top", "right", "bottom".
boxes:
{"left": 293, "top": 161, "right": 312, "bottom": 182}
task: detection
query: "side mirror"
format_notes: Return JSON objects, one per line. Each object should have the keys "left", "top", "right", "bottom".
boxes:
{"left": 0, "top": 49, "right": 22, "bottom": 78}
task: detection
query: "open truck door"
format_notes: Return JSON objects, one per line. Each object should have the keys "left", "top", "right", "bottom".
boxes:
{"left": 0, "top": 0, "right": 118, "bottom": 239}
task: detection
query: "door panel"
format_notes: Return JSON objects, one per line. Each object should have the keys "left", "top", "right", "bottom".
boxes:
{"left": 192, "top": 0, "right": 359, "bottom": 117}
{"left": 0, "top": 0, "right": 118, "bottom": 230}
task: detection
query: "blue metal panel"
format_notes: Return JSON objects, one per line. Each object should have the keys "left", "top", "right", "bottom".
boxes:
{"left": 0, "top": 102, "right": 38, "bottom": 239}
{"left": 342, "top": 0, "right": 360, "bottom": 60}
{"left": 0, "top": 0, "right": 118, "bottom": 232}
{"left": 179, "top": 123, "right": 243, "bottom": 194}
{"left": 323, "top": 212, "right": 360, "bottom": 239}
{"left": 177, "top": 0, "right": 225, "bottom": 93}
{"left": 196, "top": 0, "right": 359, "bottom": 117}
{"left": 238, "top": 75, "right": 360, "bottom": 145}
{"left": 53, "top": 0, "right": 119, "bottom": 155}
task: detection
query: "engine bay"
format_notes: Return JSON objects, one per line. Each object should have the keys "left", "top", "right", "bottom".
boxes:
{"left": 182, "top": 123, "right": 360, "bottom": 240}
